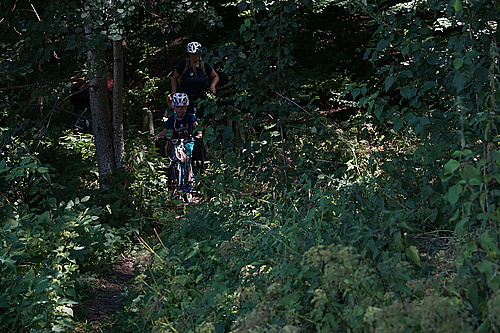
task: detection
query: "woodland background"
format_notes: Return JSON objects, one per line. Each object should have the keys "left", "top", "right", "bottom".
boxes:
{"left": 0, "top": 0, "right": 499, "bottom": 332}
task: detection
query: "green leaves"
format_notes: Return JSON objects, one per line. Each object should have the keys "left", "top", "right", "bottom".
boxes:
{"left": 426, "top": 52, "right": 439, "bottom": 65}
{"left": 237, "top": 0, "right": 248, "bottom": 10}
{"left": 376, "top": 39, "right": 390, "bottom": 51}
{"left": 444, "top": 159, "right": 460, "bottom": 176}
{"left": 384, "top": 75, "right": 395, "bottom": 91}
{"left": 473, "top": 67, "right": 490, "bottom": 82}
{"left": 0, "top": 197, "right": 107, "bottom": 331}
{"left": 399, "top": 85, "right": 417, "bottom": 99}
{"left": 452, "top": 71, "right": 467, "bottom": 92}
{"left": 405, "top": 246, "right": 421, "bottom": 267}
{"left": 446, "top": 184, "right": 462, "bottom": 205}
{"left": 453, "top": 57, "right": 464, "bottom": 69}
{"left": 452, "top": 0, "right": 463, "bottom": 12}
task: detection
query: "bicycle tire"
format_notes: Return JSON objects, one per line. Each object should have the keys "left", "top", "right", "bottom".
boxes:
{"left": 181, "top": 164, "right": 193, "bottom": 203}
{"left": 186, "top": 159, "right": 194, "bottom": 185}
{"left": 183, "top": 192, "right": 193, "bottom": 203}
{"left": 168, "top": 162, "right": 181, "bottom": 188}
{"left": 192, "top": 140, "right": 205, "bottom": 174}
{"left": 166, "top": 140, "right": 196, "bottom": 203}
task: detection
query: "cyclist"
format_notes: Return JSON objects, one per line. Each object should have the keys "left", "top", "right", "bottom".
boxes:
{"left": 171, "top": 41, "right": 219, "bottom": 121}
{"left": 153, "top": 93, "right": 198, "bottom": 186}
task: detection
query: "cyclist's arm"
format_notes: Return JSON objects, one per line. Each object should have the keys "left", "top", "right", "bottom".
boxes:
{"left": 209, "top": 69, "right": 219, "bottom": 94}
{"left": 153, "top": 118, "right": 173, "bottom": 140}
{"left": 153, "top": 128, "right": 169, "bottom": 140}
{"left": 189, "top": 120, "right": 199, "bottom": 133}
{"left": 192, "top": 120, "right": 203, "bottom": 139}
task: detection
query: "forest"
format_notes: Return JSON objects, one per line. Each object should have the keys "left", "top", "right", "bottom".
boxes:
{"left": 0, "top": 0, "right": 499, "bottom": 332}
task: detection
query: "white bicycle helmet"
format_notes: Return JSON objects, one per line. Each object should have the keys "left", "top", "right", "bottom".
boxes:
{"left": 171, "top": 92, "right": 189, "bottom": 106}
{"left": 186, "top": 41, "right": 202, "bottom": 54}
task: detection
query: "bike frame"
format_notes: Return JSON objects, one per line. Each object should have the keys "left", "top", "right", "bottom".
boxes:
{"left": 166, "top": 138, "right": 194, "bottom": 202}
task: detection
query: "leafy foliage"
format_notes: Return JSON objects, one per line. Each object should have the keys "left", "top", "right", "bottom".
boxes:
{"left": 1, "top": 0, "right": 499, "bottom": 332}
{"left": 0, "top": 136, "right": 111, "bottom": 331}
{"left": 112, "top": 0, "right": 499, "bottom": 332}
{"left": 0, "top": 122, "right": 175, "bottom": 331}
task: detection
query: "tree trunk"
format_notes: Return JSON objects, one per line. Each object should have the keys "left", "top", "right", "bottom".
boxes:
{"left": 86, "top": 26, "right": 116, "bottom": 186}
{"left": 112, "top": 39, "right": 125, "bottom": 169}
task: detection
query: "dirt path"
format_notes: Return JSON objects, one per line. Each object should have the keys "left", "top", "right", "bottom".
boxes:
{"left": 74, "top": 258, "right": 135, "bottom": 332}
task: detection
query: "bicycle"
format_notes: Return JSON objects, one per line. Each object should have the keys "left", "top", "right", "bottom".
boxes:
{"left": 165, "top": 137, "right": 195, "bottom": 203}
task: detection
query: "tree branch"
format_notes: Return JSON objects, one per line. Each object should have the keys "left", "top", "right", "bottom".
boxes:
{"left": 275, "top": 92, "right": 329, "bottom": 129}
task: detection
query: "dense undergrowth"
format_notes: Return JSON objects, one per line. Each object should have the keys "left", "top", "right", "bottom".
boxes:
{"left": 110, "top": 0, "right": 499, "bottom": 330}
{"left": 0, "top": 118, "right": 182, "bottom": 332}
{"left": 109, "top": 111, "right": 499, "bottom": 332}
{"left": 1, "top": 0, "right": 499, "bottom": 332}
{"left": 1, "top": 101, "right": 498, "bottom": 332}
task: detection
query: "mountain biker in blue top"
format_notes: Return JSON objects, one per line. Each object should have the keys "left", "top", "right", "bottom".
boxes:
{"left": 170, "top": 42, "right": 219, "bottom": 121}
{"left": 153, "top": 93, "right": 199, "bottom": 157}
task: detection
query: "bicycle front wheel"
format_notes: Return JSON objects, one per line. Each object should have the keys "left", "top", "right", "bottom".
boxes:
{"left": 183, "top": 192, "right": 193, "bottom": 203}
{"left": 168, "top": 163, "right": 182, "bottom": 189}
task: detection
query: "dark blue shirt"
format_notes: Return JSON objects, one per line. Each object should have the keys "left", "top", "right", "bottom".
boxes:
{"left": 176, "top": 59, "right": 213, "bottom": 99}
{"left": 163, "top": 113, "right": 197, "bottom": 139}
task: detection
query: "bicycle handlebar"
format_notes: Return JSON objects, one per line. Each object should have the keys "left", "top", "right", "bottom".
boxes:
{"left": 166, "top": 137, "right": 196, "bottom": 145}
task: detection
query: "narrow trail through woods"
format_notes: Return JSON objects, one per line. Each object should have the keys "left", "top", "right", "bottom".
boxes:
{"left": 74, "top": 258, "right": 134, "bottom": 332}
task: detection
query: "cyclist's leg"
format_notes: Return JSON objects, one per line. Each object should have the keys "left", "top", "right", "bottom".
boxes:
{"left": 184, "top": 141, "right": 195, "bottom": 189}
{"left": 167, "top": 141, "right": 181, "bottom": 190}
{"left": 187, "top": 94, "right": 204, "bottom": 118}
{"left": 165, "top": 137, "right": 174, "bottom": 158}
{"left": 192, "top": 138, "right": 205, "bottom": 173}
{"left": 168, "top": 162, "right": 179, "bottom": 188}
{"left": 195, "top": 103, "right": 205, "bottom": 120}
{"left": 190, "top": 96, "right": 207, "bottom": 170}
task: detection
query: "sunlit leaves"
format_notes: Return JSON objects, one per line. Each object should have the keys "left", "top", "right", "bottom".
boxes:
{"left": 444, "top": 159, "right": 460, "bottom": 176}
{"left": 405, "top": 245, "right": 421, "bottom": 267}
{"left": 452, "top": 0, "right": 463, "bottom": 12}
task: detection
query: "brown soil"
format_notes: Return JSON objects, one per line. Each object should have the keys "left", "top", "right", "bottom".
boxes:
{"left": 73, "top": 258, "right": 135, "bottom": 332}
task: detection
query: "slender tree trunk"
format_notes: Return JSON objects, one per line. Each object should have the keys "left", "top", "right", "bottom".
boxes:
{"left": 112, "top": 39, "right": 125, "bottom": 169}
{"left": 85, "top": 26, "right": 116, "bottom": 185}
